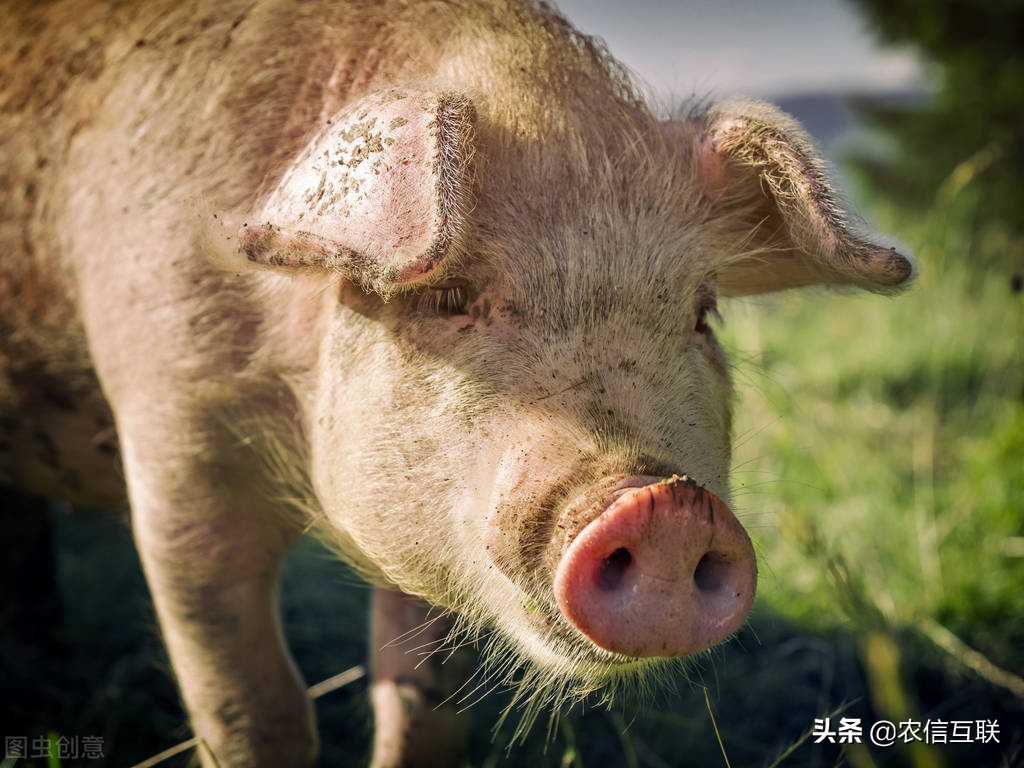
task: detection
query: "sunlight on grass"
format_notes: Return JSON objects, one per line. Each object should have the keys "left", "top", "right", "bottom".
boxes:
{"left": 722, "top": 157, "right": 1024, "bottom": 764}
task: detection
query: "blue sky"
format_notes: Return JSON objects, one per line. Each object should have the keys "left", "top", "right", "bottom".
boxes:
{"left": 553, "top": 0, "right": 924, "bottom": 102}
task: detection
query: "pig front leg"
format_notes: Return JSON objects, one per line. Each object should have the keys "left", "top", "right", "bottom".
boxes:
{"left": 121, "top": 419, "right": 316, "bottom": 768}
{"left": 370, "top": 589, "right": 472, "bottom": 768}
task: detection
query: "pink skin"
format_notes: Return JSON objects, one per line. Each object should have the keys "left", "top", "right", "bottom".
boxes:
{"left": 554, "top": 475, "right": 756, "bottom": 658}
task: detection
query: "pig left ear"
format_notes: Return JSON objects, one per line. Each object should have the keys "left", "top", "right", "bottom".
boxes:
{"left": 237, "top": 88, "right": 476, "bottom": 296}
{"left": 693, "top": 99, "right": 914, "bottom": 296}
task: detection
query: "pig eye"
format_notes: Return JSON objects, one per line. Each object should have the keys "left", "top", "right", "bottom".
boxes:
{"left": 420, "top": 277, "right": 471, "bottom": 316}
{"left": 694, "top": 289, "right": 721, "bottom": 336}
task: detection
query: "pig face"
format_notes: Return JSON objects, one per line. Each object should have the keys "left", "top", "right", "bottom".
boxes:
{"left": 233, "top": 89, "right": 912, "bottom": 713}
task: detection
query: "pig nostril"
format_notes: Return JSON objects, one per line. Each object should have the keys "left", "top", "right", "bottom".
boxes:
{"left": 694, "top": 551, "right": 732, "bottom": 593}
{"left": 597, "top": 547, "right": 632, "bottom": 591}
{"left": 556, "top": 480, "right": 758, "bottom": 658}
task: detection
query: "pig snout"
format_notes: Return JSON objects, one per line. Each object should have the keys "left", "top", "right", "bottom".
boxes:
{"left": 553, "top": 475, "right": 756, "bottom": 658}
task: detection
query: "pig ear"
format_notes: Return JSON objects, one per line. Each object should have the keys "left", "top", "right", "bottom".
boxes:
{"left": 695, "top": 99, "right": 913, "bottom": 296}
{"left": 238, "top": 88, "right": 476, "bottom": 296}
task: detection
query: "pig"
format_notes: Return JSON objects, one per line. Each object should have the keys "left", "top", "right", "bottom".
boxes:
{"left": 0, "top": 0, "right": 913, "bottom": 765}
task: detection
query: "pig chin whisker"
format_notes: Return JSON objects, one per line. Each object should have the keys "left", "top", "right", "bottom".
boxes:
{"left": 407, "top": 637, "right": 453, "bottom": 667}
{"left": 447, "top": 610, "right": 686, "bottom": 747}
{"left": 444, "top": 629, "right": 517, "bottom": 713}
{"left": 489, "top": 653, "right": 670, "bottom": 748}
{"left": 380, "top": 609, "right": 452, "bottom": 650}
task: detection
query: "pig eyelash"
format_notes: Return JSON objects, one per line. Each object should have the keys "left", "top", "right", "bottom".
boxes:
{"left": 419, "top": 278, "right": 471, "bottom": 315}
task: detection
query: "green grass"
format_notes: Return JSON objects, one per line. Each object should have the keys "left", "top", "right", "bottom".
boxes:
{"left": 719, "top": 161, "right": 1024, "bottom": 766}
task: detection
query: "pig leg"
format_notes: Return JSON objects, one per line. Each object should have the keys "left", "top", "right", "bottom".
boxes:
{"left": 370, "top": 589, "right": 472, "bottom": 768}
{"left": 121, "top": 419, "right": 316, "bottom": 768}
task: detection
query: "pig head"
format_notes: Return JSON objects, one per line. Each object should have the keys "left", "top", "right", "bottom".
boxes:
{"left": 229, "top": 87, "right": 910, "bottom": 690}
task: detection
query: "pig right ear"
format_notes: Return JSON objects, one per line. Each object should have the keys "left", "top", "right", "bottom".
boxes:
{"left": 693, "top": 99, "right": 913, "bottom": 296}
{"left": 236, "top": 88, "right": 476, "bottom": 297}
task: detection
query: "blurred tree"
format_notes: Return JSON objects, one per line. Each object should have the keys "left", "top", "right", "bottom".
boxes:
{"left": 847, "top": 0, "right": 1024, "bottom": 277}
